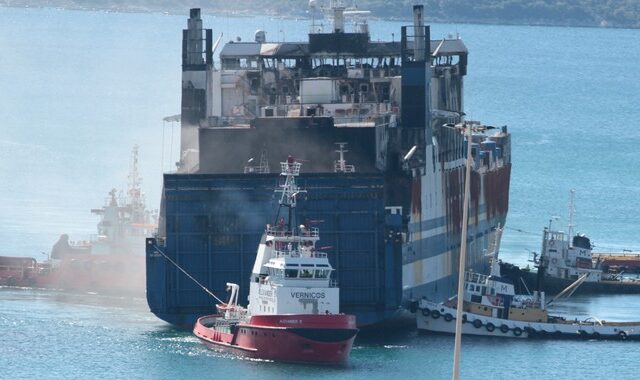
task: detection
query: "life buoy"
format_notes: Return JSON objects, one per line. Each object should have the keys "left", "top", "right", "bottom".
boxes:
{"left": 500, "top": 324, "right": 510, "bottom": 333}
{"left": 485, "top": 322, "right": 495, "bottom": 332}
{"left": 551, "top": 258, "right": 558, "bottom": 264}
{"left": 513, "top": 327, "right": 523, "bottom": 336}
{"left": 618, "top": 331, "right": 628, "bottom": 340}
{"left": 431, "top": 310, "right": 441, "bottom": 319}
{"left": 421, "top": 308, "right": 431, "bottom": 317}
{"left": 444, "top": 313, "right": 453, "bottom": 322}
{"left": 473, "top": 319, "right": 483, "bottom": 328}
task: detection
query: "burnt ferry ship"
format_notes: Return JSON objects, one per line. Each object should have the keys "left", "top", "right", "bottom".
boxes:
{"left": 146, "top": 4, "right": 511, "bottom": 328}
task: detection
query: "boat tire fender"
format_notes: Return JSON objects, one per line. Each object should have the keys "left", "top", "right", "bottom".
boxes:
{"left": 473, "top": 319, "right": 483, "bottom": 328}
{"left": 444, "top": 313, "right": 453, "bottom": 322}
{"left": 431, "top": 310, "right": 441, "bottom": 319}
{"left": 513, "top": 327, "right": 523, "bottom": 336}
{"left": 619, "top": 331, "right": 628, "bottom": 340}
{"left": 485, "top": 322, "right": 495, "bottom": 332}
{"left": 421, "top": 308, "right": 431, "bottom": 317}
{"left": 500, "top": 324, "right": 509, "bottom": 333}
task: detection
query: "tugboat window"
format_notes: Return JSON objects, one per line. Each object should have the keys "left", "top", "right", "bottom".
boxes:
{"left": 315, "top": 269, "right": 330, "bottom": 279}
{"left": 285, "top": 269, "right": 298, "bottom": 278}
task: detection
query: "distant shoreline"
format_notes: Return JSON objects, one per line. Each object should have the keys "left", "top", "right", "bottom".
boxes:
{"left": 1, "top": 3, "right": 637, "bottom": 31}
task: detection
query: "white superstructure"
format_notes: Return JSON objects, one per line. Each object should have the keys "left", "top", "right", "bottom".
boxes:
{"left": 247, "top": 159, "right": 340, "bottom": 316}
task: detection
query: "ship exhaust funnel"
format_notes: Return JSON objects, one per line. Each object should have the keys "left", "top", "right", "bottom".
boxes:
{"left": 333, "top": 7, "right": 345, "bottom": 33}
{"left": 413, "top": 5, "right": 426, "bottom": 62}
{"left": 185, "top": 8, "right": 204, "bottom": 66}
{"left": 400, "top": 5, "right": 432, "bottom": 144}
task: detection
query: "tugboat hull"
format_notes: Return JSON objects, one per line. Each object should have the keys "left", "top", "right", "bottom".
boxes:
{"left": 194, "top": 314, "right": 358, "bottom": 365}
{"left": 417, "top": 301, "right": 640, "bottom": 340}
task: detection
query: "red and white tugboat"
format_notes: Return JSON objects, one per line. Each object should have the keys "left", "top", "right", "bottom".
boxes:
{"left": 193, "top": 158, "right": 358, "bottom": 365}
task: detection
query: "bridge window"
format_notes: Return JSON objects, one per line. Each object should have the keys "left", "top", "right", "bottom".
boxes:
{"left": 315, "top": 269, "right": 330, "bottom": 279}
{"left": 300, "top": 269, "right": 313, "bottom": 278}
{"left": 285, "top": 269, "right": 298, "bottom": 278}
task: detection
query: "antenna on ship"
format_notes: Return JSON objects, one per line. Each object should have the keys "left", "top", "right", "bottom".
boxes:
{"left": 128, "top": 145, "right": 144, "bottom": 211}
{"left": 334, "top": 142, "right": 355, "bottom": 173}
{"left": 568, "top": 189, "right": 576, "bottom": 239}
{"left": 274, "top": 156, "right": 306, "bottom": 232}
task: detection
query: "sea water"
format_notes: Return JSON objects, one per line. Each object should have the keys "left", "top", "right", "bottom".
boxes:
{"left": 1, "top": 7, "right": 639, "bottom": 379}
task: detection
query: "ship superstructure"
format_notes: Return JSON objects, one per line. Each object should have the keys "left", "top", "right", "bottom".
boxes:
{"left": 147, "top": 4, "right": 511, "bottom": 328}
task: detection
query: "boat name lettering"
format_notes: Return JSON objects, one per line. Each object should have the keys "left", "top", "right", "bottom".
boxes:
{"left": 279, "top": 319, "right": 302, "bottom": 324}
{"left": 290, "top": 291, "right": 325, "bottom": 299}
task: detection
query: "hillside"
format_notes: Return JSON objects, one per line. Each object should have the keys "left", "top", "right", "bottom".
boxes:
{"left": 3, "top": 0, "right": 639, "bottom": 28}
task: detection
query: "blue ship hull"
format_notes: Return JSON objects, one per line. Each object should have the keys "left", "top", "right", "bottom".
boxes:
{"left": 147, "top": 174, "right": 404, "bottom": 328}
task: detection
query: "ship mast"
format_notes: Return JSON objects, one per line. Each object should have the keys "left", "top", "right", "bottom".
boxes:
{"left": 453, "top": 124, "right": 473, "bottom": 380}
{"left": 567, "top": 189, "right": 576, "bottom": 240}
{"left": 128, "top": 145, "right": 144, "bottom": 210}
{"left": 274, "top": 156, "right": 306, "bottom": 231}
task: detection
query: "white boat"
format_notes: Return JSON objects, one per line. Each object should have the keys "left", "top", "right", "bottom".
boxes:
{"left": 193, "top": 158, "right": 358, "bottom": 365}
{"left": 417, "top": 228, "right": 640, "bottom": 340}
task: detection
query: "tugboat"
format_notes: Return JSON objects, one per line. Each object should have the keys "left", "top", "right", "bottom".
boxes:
{"left": 193, "top": 158, "right": 358, "bottom": 365}
{"left": 417, "top": 228, "right": 640, "bottom": 340}
{"left": 0, "top": 145, "right": 155, "bottom": 295}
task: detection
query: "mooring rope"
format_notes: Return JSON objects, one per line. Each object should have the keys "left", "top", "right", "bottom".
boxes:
{"left": 151, "top": 243, "right": 225, "bottom": 304}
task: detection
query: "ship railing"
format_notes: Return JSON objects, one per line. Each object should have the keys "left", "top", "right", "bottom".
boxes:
{"left": 280, "top": 162, "right": 301, "bottom": 176}
{"left": 273, "top": 250, "right": 327, "bottom": 259}
{"left": 266, "top": 227, "right": 319, "bottom": 239}
{"left": 464, "top": 271, "right": 489, "bottom": 284}
{"left": 334, "top": 161, "right": 356, "bottom": 173}
{"left": 265, "top": 227, "right": 291, "bottom": 237}
{"left": 301, "top": 227, "right": 320, "bottom": 238}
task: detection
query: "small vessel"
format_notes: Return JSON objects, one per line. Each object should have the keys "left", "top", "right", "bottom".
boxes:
{"left": 417, "top": 228, "right": 640, "bottom": 340}
{"left": 193, "top": 158, "right": 358, "bottom": 365}
{"left": 0, "top": 146, "right": 155, "bottom": 295}
{"left": 501, "top": 191, "right": 640, "bottom": 294}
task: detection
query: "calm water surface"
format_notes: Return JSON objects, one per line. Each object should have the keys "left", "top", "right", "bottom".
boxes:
{"left": 1, "top": 6, "right": 639, "bottom": 379}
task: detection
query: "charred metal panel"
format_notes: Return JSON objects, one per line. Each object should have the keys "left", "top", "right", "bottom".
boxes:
{"left": 198, "top": 123, "right": 378, "bottom": 174}
{"left": 181, "top": 88, "right": 206, "bottom": 125}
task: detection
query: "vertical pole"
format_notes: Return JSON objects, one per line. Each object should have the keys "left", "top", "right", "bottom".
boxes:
{"left": 452, "top": 125, "right": 472, "bottom": 380}
{"left": 567, "top": 189, "right": 576, "bottom": 241}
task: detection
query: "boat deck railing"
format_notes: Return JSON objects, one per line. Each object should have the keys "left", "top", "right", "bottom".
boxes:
{"left": 266, "top": 226, "right": 320, "bottom": 239}
{"left": 273, "top": 250, "right": 327, "bottom": 259}
{"left": 464, "top": 271, "right": 489, "bottom": 284}
{"left": 280, "top": 161, "right": 301, "bottom": 176}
